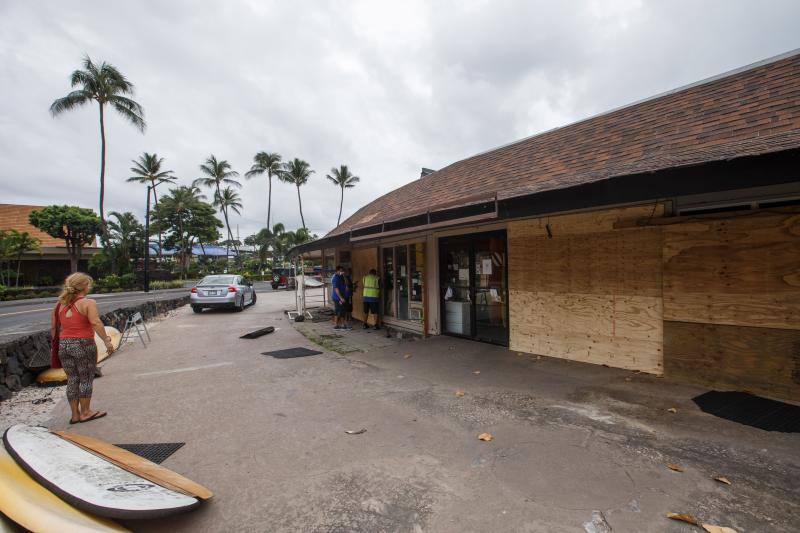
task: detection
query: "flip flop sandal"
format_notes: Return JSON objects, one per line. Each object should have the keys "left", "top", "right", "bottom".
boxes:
{"left": 80, "top": 411, "right": 107, "bottom": 423}
{"left": 69, "top": 418, "right": 81, "bottom": 424}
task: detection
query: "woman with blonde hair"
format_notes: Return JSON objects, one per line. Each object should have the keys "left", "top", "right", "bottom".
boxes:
{"left": 51, "top": 272, "right": 113, "bottom": 424}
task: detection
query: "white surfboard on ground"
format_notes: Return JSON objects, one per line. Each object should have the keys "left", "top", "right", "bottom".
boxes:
{"left": 3, "top": 425, "right": 200, "bottom": 520}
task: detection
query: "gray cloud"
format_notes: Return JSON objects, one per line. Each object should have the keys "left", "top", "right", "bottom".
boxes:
{"left": 1, "top": 0, "right": 798, "bottom": 238}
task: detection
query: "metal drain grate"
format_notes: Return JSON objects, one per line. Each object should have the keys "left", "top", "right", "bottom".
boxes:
{"left": 262, "top": 347, "right": 323, "bottom": 359}
{"left": 114, "top": 442, "right": 185, "bottom": 464}
{"left": 692, "top": 391, "right": 800, "bottom": 433}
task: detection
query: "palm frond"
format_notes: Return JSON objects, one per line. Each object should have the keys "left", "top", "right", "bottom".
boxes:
{"left": 109, "top": 95, "right": 146, "bottom": 132}
{"left": 49, "top": 90, "right": 92, "bottom": 116}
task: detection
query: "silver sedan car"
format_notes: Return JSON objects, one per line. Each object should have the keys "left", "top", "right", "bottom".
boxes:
{"left": 190, "top": 275, "right": 256, "bottom": 313}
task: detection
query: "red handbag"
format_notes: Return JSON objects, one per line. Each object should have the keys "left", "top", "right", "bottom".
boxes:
{"left": 50, "top": 303, "right": 62, "bottom": 369}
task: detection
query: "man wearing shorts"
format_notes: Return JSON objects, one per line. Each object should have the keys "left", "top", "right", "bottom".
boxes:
{"left": 331, "top": 265, "right": 351, "bottom": 330}
{"left": 361, "top": 268, "right": 381, "bottom": 330}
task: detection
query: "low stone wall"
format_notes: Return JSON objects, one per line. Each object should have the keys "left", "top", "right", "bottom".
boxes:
{"left": 0, "top": 296, "right": 189, "bottom": 401}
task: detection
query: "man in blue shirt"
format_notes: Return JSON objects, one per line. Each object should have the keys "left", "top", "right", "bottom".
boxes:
{"left": 331, "top": 265, "right": 351, "bottom": 330}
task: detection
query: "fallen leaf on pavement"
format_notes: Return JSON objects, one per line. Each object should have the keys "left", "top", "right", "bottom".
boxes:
{"left": 473, "top": 370, "right": 481, "bottom": 375}
{"left": 713, "top": 476, "right": 731, "bottom": 485}
{"left": 624, "top": 377, "right": 632, "bottom": 382}
{"left": 517, "top": 352, "right": 524, "bottom": 357}
{"left": 702, "top": 525, "right": 738, "bottom": 533}
{"left": 667, "top": 407, "right": 678, "bottom": 413}
{"left": 667, "top": 464, "right": 684, "bottom": 472}
{"left": 667, "top": 513, "right": 699, "bottom": 526}
{"left": 403, "top": 353, "right": 412, "bottom": 359}
{"left": 455, "top": 390, "right": 465, "bottom": 397}
{"left": 477, "top": 432, "right": 493, "bottom": 441}
{"left": 345, "top": 429, "right": 367, "bottom": 435}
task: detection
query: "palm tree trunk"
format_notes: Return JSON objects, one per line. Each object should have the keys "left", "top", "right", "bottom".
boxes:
{"left": 296, "top": 185, "right": 306, "bottom": 230}
{"left": 152, "top": 182, "right": 163, "bottom": 260}
{"left": 338, "top": 186, "right": 344, "bottom": 226}
{"left": 98, "top": 102, "right": 109, "bottom": 245}
{"left": 267, "top": 174, "right": 272, "bottom": 230}
{"left": 178, "top": 217, "right": 186, "bottom": 279}
{"left": 215, "top": 182, "right": 235, "bottom": 258}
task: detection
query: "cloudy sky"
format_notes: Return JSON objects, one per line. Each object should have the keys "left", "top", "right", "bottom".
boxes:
{"left": 1, "top": 1, "right": 799, "bottom": 239}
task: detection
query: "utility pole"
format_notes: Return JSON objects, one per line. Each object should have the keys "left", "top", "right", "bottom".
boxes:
{"left": 144, "top": 185, "right": 151, "bottom": 293}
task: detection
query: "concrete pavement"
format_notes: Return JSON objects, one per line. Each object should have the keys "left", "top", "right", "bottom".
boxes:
{"left": 44, "top": 290, "right": 799, "bottom": 532}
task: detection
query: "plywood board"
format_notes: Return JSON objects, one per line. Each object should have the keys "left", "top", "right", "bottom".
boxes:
{"left": 509, "top": 203, "right": 665, "bottom": 238}
{"left": 509, "top": 225, "right": 662, "bottom": 297}
{"left": 663, "top": 211, "right": 800, "bottom": 329}
{"left": 664, "top": 320, "right": 800, "bottom": 402}
{"left": 350, "top": 247, "right": 379, "bottom": 322}
{"left": 509, "top": 290, "right": 663, "bottom": 373}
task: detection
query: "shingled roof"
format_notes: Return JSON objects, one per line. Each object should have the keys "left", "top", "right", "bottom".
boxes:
{"left": 328, "top": 50, "right": 800, "bottom": 237}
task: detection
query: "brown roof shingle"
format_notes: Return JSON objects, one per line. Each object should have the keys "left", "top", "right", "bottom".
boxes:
{"left": 329, "top": 51, "right": 800, "bottom": 236}
{"left": 0, "top": 204, "right": 97, "bottom": 248}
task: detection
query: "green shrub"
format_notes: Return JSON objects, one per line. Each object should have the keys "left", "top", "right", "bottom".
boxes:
{"left": 38, "top": 275, "right": 54, "bottom": 286}
{"left": 149, "top": 280, "right": 185, "bottom": 290}
{"left": 98, "top": 274, "right": 121, "bottom": 290}
{"left": 111, "top": 287, "right": 124, "bottom": 292}
{"left": 119, "top": 273, "right": 136, "bottom": 289}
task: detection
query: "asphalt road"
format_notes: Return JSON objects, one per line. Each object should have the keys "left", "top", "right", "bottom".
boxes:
{"left": 0, "top": 282, "right": 276, "bottom": 337}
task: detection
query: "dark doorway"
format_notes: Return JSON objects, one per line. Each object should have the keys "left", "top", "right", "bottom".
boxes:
{"left": 439, "top": 230, "right": 508, "bottom": 345}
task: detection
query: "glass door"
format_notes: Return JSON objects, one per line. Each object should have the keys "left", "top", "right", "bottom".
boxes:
{"left": 439, "top": 231, "right": 508, "bottom": 345}
{"left": 440, "top": 239, "right": 472, "bottom": 337}
{"left": 382, "top": 247, "right": 395, "bottom": 317}
{"left": 473, "top": 235, "right": 508, "bottom": 344}
{"left": 396, "top": 245, "right": 409, "bottom": 320}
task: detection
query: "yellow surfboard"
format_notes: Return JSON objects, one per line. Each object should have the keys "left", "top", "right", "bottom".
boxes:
{"left": 0, "top": 445, "right": 128, "bottom": 533}
{"left": 37, "top": 327, "right": 122, "bottom": 385}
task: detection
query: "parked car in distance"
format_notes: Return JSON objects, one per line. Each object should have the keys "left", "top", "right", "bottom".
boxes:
{"left": 190, "top": 275, "right": 256, "bottom": 313}
{"left": 271, "top": 268, "right": 296, "bottom": 290}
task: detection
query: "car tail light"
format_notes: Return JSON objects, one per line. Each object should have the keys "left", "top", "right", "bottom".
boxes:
{"left": 228, "top": 286, "right": 237, "bottom": 293}
{"left": 191, "top": 287, "right": 197, "bottom": 293}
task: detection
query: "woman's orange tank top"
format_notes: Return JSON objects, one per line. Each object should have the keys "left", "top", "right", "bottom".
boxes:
{"left": 58, "top": 297, "right": 94, "bottom": 339}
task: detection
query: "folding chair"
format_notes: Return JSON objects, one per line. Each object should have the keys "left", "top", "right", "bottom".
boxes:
{"left": 120, "top": 311, "right": 151, "bottom": 348}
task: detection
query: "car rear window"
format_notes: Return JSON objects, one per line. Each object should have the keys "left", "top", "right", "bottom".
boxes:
{"left": 199, "top": 275, "right": 236, "bottom": 285}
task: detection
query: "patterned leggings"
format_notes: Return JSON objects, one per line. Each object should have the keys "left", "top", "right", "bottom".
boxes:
{"left": 59, "top": 338, "right": 97, "bottom": 401}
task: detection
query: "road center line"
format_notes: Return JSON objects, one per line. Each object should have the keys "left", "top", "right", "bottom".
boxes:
{"left": 0, "top": 296, "right": 174, "bottom": 318}
{"left": 135, "top": 362, "right": 233, "bottom": 377}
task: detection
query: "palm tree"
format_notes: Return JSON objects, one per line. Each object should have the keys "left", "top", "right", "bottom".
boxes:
{"left": 8, "top": 231, "right": 40, "bottom": 287}
{"left": 50, "top": 56, "right": 146, "bottom": 241}
{"left": 279, "top": 158, "right": 314, "bottom": 230}
{"left": 326, "top": 165, "right": 360, "bottom": 226}
{"left": 152, "top": 186, "right": 213, "bottom": 276}
{"left": 193, "top": 155, "right": 241, "bottom": 251}
{"left": 245, "top": 152, "right": 282, "bottom": 230}
{"left": 127, "top": 152, "right": 176, "bottom": 258}
{"left": 213, "top": 186, "right": 243, "bottom": 255}
{"left": 213, "top": 186, "right": 243, "bottom": 217}
{"left": 107, "top": 211, "right": 144, "bottom": 273}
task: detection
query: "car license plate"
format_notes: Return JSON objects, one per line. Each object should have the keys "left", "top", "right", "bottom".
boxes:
{"left": 206, "top": 290, "right": 218, "bottom": 296}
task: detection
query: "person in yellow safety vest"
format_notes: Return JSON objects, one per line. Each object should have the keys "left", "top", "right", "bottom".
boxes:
{"left": 361, "top": 268, "right": 381, "bottom": 330}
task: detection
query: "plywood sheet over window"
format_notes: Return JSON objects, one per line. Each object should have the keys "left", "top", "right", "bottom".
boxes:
{"left": 663, "top": 210, "right": 800, "bottom": 330}
{"left": 508, "top": 205, "right": 665, "bottom": 374}
{"left": 350, "top": 247, "right": 378, "bottom": 322}
{"left": 664, "top": 320, "right": 800, "bottom": 402}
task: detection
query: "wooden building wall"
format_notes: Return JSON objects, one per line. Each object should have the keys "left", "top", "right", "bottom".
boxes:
{"left": 350, "top": 247, "right": 379, "bottom": 322}
{"left": 508, "top": 205, "right": 665, "bottom": 373}
{"left": 662, "top": 209, "right": 800, "bottom": 401}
